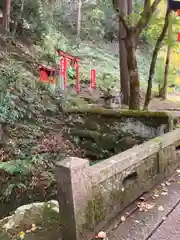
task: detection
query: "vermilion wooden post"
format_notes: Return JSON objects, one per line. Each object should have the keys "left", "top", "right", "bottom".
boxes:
{"left": 76, "top": 63, "right": 80, "bottom": 94}
{"left": 60, "top": 57, "right": 67, "bottom": 90}
{"left": 177, "top": 32, "right": 180, "bottom": 42}
{"left": 90, "top": 69, "right": 96, "bottom": 89}
{"left": 64, "top": 58, "right": 67, "bottom": 89}
{"left": 178, "top": 10, "right": 180, "bottom": 43}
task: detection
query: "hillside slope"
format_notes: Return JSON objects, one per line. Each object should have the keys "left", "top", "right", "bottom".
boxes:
{"left": 1, "top": 32, "right": 180, "bottom": 218}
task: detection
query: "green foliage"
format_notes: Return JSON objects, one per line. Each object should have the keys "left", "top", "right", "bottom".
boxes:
{"left": 0, "top": 154, "right": 44, "bottom": 175}
{"left": 0, "top": 61, "right": 36, "bottom": 123}
{"left": 154, "top": 58, "right": 165, "bottom": 86}
{"left": 0, "top": 92, "right": 26, "bottom": 123}
{"left": 154, "top": 57, "right": 175, "bottom": 86}
{"left": 3, "top": 183, "right": 26, "bottom": 200}
{"left": 61, "top": 91, "right": 90, "bottom": 108}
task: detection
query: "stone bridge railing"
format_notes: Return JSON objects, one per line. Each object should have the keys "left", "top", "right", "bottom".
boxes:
{"left": 55, "top": 128, "right": 180, "bottom": 240}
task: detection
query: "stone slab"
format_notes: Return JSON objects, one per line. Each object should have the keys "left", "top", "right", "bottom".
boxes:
{"left": 149, "top": 202, "right": 180, "bottom": 240}
{"left": 107, "top": 172, "right": 180, "bottom": 240}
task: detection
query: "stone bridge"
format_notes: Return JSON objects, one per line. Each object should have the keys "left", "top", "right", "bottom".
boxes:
{"left": 55, "top": 109, "right": 180, "bottom": 240}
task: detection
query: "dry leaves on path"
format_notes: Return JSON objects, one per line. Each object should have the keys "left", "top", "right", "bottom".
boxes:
{"left": 158, "top": 205, "right": 165, "bottom": 212}
{"left": 136, "top": 201, "right": 155, "bottom": 212}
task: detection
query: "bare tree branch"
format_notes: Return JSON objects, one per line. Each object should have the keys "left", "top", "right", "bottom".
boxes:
{"left": 134, "top": 0, "right": 162, "bottom": 37}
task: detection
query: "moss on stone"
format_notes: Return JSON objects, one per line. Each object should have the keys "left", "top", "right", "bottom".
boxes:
{"left": 64, "top": 108, "right": 173, "bottom": 161}
{"left": 64, "top": 107, "right": 172, "bottom": 118}
{"left": 83, "top": 193, "right": 105, "bottom": 231}
{"left": 157, "top": 149, "right": 168, "bottom": 173}
{"left": 83, "top": 200, "right": 94, "bottom": 231}
{"left": 152, "top": 137, "right": 163, "bottom": 143}
{"left": 110, "top": 189, "right": 122, "bottom": 203}
{"left": 93, "top": 194, "right": 105, "bottom": 223}
{"left": 42, "top": 203, "right": 60, "bottom": 228}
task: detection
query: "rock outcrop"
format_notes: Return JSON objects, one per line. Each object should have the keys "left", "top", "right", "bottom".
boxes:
{"left": 0, "top": 200, "right": 61, "bottom": 240}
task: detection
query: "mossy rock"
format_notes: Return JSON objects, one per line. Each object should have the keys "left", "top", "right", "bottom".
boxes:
{"left": 64, "top": 107, "right": 172, "bottom": 118}
{"left": 0, "top": 200, "right": 61, "bottom": 240}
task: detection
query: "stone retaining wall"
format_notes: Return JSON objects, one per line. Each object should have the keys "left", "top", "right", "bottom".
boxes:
{"left": 64, "top": 108, "right": 174, "bottom": 160}
{"left": 64, "top": 108, "right": 174, "bottom": 139}
{"left": 56, "top": 128, "right": 180, "bottom": 240}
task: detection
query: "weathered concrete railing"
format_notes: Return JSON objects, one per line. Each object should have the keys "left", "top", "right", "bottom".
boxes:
{"left": 56, "top": 128, "right": 180, "bottom": 240}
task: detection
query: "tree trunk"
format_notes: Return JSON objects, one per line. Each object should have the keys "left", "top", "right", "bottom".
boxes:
{"left": 125, "top": 32, "right": 140, "bottom": 110}
{"left": 160, "top": 44, "right": 171, "bottom": 99}
{"left": 127, "top": 0, "right": 133, "bottom": 14}
{"left": 12, "top": 0, "right": 25, "bottom": 37}
{"left": 2, "top": 0, "right": 11, "bottom": 34}
{"left": 113, "top": 0, "right": 161, "bottom": 109}
{"left": 144, "top": 7, "right": 171, "bottom": 110}
{"left": 160, "top": 13, "right": 172, "bottom": 100}
{"left": 77, "top": 0, "right": 82, "bottom": 38}
{"left": 123, "top": 0, "right": 140, "bottom": 109}
{"left": 118, "top": 0, "right": 130, "bottom": 106}
{"left": 119, "top": 23, "right": 129, "bottom": 105}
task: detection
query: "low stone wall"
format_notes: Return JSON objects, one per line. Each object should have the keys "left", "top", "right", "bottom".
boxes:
{"left": 55, "top": 128, "right": 180, "bottom": 240}
{"left": 64, "top": 108, "right": 174, "bottom": 160}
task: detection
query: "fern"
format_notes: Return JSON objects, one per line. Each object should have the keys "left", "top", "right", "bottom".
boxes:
{"left": 0, "top": 154, "right": 44, "bottom": 175}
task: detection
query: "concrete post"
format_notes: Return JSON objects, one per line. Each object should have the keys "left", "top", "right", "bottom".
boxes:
{"left": 55, "top": 157, "right": 94, "bottom": 240}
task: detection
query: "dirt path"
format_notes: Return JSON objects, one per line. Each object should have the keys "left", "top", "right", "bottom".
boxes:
{"left": 148, "top": 94, "right": 180, "bottom": 117}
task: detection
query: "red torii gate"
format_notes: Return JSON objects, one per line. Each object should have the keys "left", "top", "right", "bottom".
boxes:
{"left": 39, "top": 49, "right": 97, "bottom": 93}
{"left": 56, "top": 49, "right": 81, "bottom": 93}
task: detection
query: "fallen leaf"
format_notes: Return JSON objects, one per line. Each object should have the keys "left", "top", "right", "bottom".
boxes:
{"left": 169, "top": 178, "right": 175, "bottom": 182}
{"left": 120, "top": 216, "right": 126, "bottom": 222}
{"left": 158, "top": 206, "right": 164, "bottom": 212}
{"left": 18, "top": 231, "right": 25, "bottom": 240}
{"left": 31, "top": 223, "right": 37, "bottom": 232}
{"left": 165, "top": 181, "right": 170, "bottom": 186}
{"left": 139, "top": 197, "right": 145, "bottom": 201}
{"left": 96, "top": 231, "right": 106, "bottom": 239}
{"left": 161, "top": 183, "right": 165, "bottom": 187}
{"left": 134, "top": 220, "right": 140, "bottom": 223}
{"left": 161, "top": 191, "right": 168, "bottom": 196}
{"left": 112, "top": 223, "right": 118, "bottom": 229}
{"left": 153, "top": 194, "right": 160, "bottom": 198}
{"left": 137, "top": 202, "right": 154, "bottom": 212}
{"left": 146, "top": 203, "right": 154, "bottom": 210}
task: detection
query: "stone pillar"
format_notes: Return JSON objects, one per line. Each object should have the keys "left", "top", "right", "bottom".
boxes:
{"left": 55, "top": 157, "right": 94, "bottom": 240}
